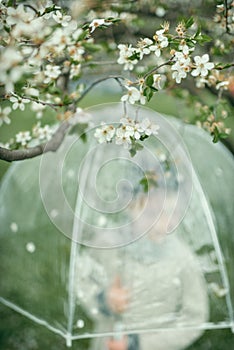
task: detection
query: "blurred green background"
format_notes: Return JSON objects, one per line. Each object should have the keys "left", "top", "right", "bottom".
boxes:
{"left": 0, "top": 87, "right": 234, "bottom": 350}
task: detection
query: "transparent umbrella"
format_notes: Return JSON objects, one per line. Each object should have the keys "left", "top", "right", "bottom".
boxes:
{"left": 0, "top": 103, "right": 233, "bottom": 349}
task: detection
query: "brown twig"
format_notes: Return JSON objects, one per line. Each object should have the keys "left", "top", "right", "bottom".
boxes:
{"left": 224, "top": 0, "right": 230, "bottom": 34}
{"left": 143, "top": 57, "right": 174, "bottom": 79}
{"left": 74, "top": 75, "right": 125, "bottom": 105}
{"left": 0, "top": 94, "right": 62, "bottom": 110}
{"left": 24, "top": 4, "right": 39, "bottom": 14}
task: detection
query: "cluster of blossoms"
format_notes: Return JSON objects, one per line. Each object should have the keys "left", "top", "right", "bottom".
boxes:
{"left": 195, "top": 102, "right": 231, "bottom": 142}
{"left": 115, "top": 19, "right": 232, "bottom": 143}
{"left": 117, "top": 22, "right": 220, "bottom": 106}
{"left": 195, "top": 69, "right": 230, "bottom": 90}
{"left": 94, "top": 117, "right": 160, "bottom": 152}
{"left": 14, "top": 123, "right": 55, "bottom": 148}
{"left": 121, "top": 85, "right": 146, "bottom": 105}
{"left": 117, "top": 28, "right": 169, "bottom": 71}
{"left": 0, "top": 0, "right": 116, "bottom": 98}
{"left": 214, "top": 2, "right": 234, "bottom": 35}
{"left": 0, "top": 1, "right": 117, "bottom": 151}
{"left": 0, "top": 1, "right": 232, "bottom": 156}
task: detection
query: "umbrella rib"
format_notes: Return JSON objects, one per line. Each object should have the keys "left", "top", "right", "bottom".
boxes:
{"left": 66, "top": 141, "right": 98, "bottom": 346}
{"left": 191, "top": 166, "right": 234, "bottom": 326}
{"left": 0, "top": 297, "right": 67, "bottom": 339}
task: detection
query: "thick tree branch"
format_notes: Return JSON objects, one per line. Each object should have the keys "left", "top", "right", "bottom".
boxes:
{"left": 0, "top": 75, "right": 126, "bottom": 163}
{"left": 0, "top": 120, "right": 71, "bottom": 162}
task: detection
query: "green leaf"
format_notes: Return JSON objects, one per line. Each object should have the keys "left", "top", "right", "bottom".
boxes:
{"left": 139, "top": 134, "right": 149, "bottom": 141}
{"left": 75, "top": 29, "right": 89, "bottom": 41}
{"left": 7, "top": 0, "right": 15, "bottom": 6}
{"left": 219, "top": 133, "right": 229, "bottom": 139}
{"left": 139, "top": 171, "right": 158, "bottom": 193}
{"left": 129, "top": 141, "right": 143, "bottom": 157}
{"left": 139, "top": 177, "right": 149, "bottom": 193}
{"left": 3, "top": 25, "right": 10, "bottom": 34}
{"left": 150, "top": 86, "right": 158, "bottom": 92}
{"left": 146, "top": 74, "right": 154, "bottom": 87}
{"left": 63, "top": 95, "right": 72, "bottom": 106}
{"left": 129, "top": 147, "right": 137, "bottom": 157}
{"left": 194, "top": 26, "right": 201, "bottom": 39}
{"left": 129, "top": 51, "right": 140, "bottom": 61}
{"left": 196, "top": 34, "right": 212, "bottom": 45}
{"left": 107, "top": 17, "right": 121, "bottom": 23}
{"left": 215, "top": 63, "right": 234, "bottom": 70}
{"left": 143, "top": 87, "right": 154, "bottom": 102}
{"left": 135, "top": 142, "right": 144, "bottom": 150}
{"left": 82, "top": 23, "right": 90, "bottom": 30}
{"left": 185, "top": 17, "right": 194, "bottom": 29}
{"left": 212, "top": 126, "right": 220, "bottom": 143}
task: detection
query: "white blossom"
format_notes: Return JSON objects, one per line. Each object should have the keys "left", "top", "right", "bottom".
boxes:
{"left": 0, "top": 106, "right": 11, "bottom": 127}
{"left": 171, "top": 52, "right": 191, "bottom": 84}
{"left": 178, "top": 43, "right": 194, "bottom": 56}
{"left": 53, "top": 10, "right": 71, "bottom": 27}
{"left": 10, "top": 96, "right": 30, "bottom": 111}
{"left": 48, "top": 27, "right": 72, "bottom": 48}
{"left": 172, "top": 69, "right": 187, "bottom": 84}
{"left": 216, "top": 81, "right": 229, "bottom": 90}
{"left": 117, "top": 44, "right": 138, "bottom": 71}
{"left": 118, "top": 119, "right": 141, "bottom": 140}
{"left": 150, "top": 29, "right": 168, "bottom": 57}
{"left": 191, "top": 54, "right": 215, "bottom": 77}
{"left": 31, "top": 102, "right": 45, "bottom": 119}
{"left": 11, "top": 16, "right": 46, "bottom": 39}
{"left": 89, "top": 19, "right": 112, "bottom": 33}
{"left": 94, "top": 123, "right": 115, "bottom": 143}
{"left": 23, "top": 87, "right": 39, "bottom": 97}
{"left": 68, "top": 45, "right": 85, "bottom": 62}
{"left": 44, "top": 64, "right": 61, "bottom": 83}
{"left": 0, "top": 142, "right": 10, "bottom": 149}
{"left": 115, "top": 127, "right": 132, "bottom": 149}
{"left": 195, "top": 77, "right": 207, "bottom": 88}
{"left": 33, "top": 123, "right": 54, "bottom": 141}
{"left": 0, "top": 47, "right": 23, "bottom": 71}
{"left": 6, "top": 4, "right": 34, "bottom": 26}
{"left": 119, "top": 117, "right": 135, "bottom": 127}
{"left": 138, "top": 118, "right": 160, "bottom": 136}
{"left": 153, "top": 74, "right": 162, "bottom": 90}
{"left": 1, "top": 66, "right": 25, "bottom": 92}
{"left": 137, "top": 38, "right": 153, "bottom": 59}
{"left": 121, "top": 86, "right": 144, "bottom": 104}
{"left": 70, "top": 64, "right": 81, "bottom": 79}
{"left": 16, "top": 131, "right": 31, "bottom": 146}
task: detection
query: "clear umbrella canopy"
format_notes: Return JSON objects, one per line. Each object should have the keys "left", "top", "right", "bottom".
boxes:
{"left": 0, "top": 103, "right": 233, "bottom": 349}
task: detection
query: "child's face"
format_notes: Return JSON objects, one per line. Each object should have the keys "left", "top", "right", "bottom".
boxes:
{"left": 128, "top": 191, "right": 177, "bottom": 241}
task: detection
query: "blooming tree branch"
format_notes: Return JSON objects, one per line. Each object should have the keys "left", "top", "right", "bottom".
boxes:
{"left": 0, "top": 119, "right": 70, "bottom": 162}
{"left": 0, "top": 0, "right": 233, "bottom": 162}
{"left": 0, "top": 75, "right": 126, "bottom": 162}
